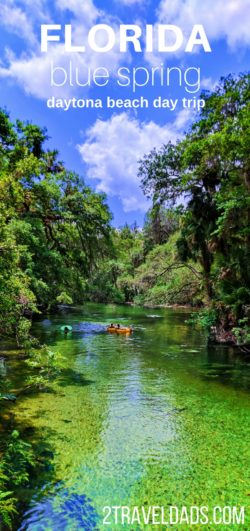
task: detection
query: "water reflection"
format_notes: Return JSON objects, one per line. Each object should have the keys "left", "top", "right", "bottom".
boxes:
{"left": 20, "top": 486, "right": 98, "bottom": 531}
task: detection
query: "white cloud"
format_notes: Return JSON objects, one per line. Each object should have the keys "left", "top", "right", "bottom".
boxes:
{"left": 0, "top": 47, "right": 82, "bottom": 99}
{"left": 200, "top": 77, "right": 218, "bottom": 91}
{"left": 1, "top": 3, "right": 36, "bottom": 44}
{"left": 55, "top": 0, "right": 99, "bottom": 23}
{"left": 0, "top": 0, "right": 48, "bottom": 41}
{"left": 157, "top": 0, "right": 250, "bottom": 48}
{"left": 0, "top": 1, "right": 129, "bottom": 99}
{"left": 144, "top": 0, "right": 250, "bottom": 67}
{"left": 0, "top": 42, "right": 125, "bottom": 99}
{"left": 78, "top": 111, "right": 191, "bottom": 213}
{"left": 1, "top": 0, "right": 249, "bottom": 99}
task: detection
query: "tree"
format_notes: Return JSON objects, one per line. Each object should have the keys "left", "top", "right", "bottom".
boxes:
{"left": 143, "top": 205, "right": 180, "bottom": 253}
{"left": 139, "top": 73, "right": 250, "bottom": 336}
{"left": 0, "top": 109, "right": 112, "bottom": 341}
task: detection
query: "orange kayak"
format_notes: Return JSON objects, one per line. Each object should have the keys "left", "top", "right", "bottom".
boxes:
{"left": 107, "top": 326, "right": 132, "bottom": 334}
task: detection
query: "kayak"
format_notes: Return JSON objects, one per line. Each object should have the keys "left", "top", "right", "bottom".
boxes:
{"left": 107, "top": 326, "right": 132, "bottom": 334}
{"left": 60, "top": 325, "right": 73, "bottom": 332}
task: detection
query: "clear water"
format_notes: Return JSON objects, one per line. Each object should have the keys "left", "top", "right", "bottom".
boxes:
{"left": 1, "top": 304, "right": 250, "bottom": 530}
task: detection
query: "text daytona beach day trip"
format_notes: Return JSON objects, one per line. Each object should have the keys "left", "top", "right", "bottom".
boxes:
{"left": 46, "top": 96, "right": 206, "bottom": 112}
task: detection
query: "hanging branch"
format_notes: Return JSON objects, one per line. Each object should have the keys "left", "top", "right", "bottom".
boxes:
{"left": 156, "top": 262, "right": 202, "bottom": 280}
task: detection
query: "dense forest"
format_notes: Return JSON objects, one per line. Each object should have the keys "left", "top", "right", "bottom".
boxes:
{"left": 0, "top": 73, "right": 250, "bottom": 348}
{"left": 0, "top": 72, "right": 249, "bottom": 528}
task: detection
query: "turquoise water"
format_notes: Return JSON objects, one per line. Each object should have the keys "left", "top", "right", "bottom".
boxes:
{"left": 1, "top": 304, "right": 250, "bottom": 530}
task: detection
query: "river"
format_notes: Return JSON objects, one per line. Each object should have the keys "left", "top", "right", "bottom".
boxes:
{"left": 1, "top": 304, "right": 250, "bottom": 530}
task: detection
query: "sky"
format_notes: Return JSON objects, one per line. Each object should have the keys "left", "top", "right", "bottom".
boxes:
{"left": 0, "top": 0, "right": 250, "bottom": 226}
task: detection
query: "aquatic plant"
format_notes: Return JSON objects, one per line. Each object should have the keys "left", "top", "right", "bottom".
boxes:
{"left": 0, "top": 431, "right": 35, "bottom": 529}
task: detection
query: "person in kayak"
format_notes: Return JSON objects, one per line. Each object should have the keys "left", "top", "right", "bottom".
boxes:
{"left": 107, "top": 324, "right": 132, "bottom": 334}
{"left": 60, "top": 325, "right": 73, "bottom": 333}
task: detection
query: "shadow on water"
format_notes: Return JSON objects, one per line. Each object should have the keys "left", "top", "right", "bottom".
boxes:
{"left": 0, "top": 341, "right": 96, "bottom": 530}
{"left": 1, "top": 390, "right": 98, "bottom": 531}
{"left": 36, "top": 321, "right": 107, "bottom": 349}
{"left": 0, "top": 407, "right": 55, "bottom": 530}
{"left": 200, "top": 346, "right": 250, "bottom": 391}
{"left": 57, "top": 368, "right": 94, "bottom": 388}
{"left": 19, "top": 485, "right": 98, "bottom": 531}
{"left": 10, "top": 368, "right": 94, "bottom": 400}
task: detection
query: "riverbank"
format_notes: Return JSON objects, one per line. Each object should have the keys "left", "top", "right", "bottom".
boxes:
{"left": 107, "top": 301, "right": 250, "bottom": 351}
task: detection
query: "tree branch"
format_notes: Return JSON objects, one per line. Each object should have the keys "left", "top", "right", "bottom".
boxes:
{"left": 156, "top": 262, "right": 202, "bottom": 280}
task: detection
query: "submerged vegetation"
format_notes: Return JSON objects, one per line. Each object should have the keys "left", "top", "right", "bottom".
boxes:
{"left": 0, "top": 72, "right": 249, "bottom": 527}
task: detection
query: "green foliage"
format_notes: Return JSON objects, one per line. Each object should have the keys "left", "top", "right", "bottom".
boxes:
{"left": 56, "top": 292, "right": 73, "bottom": 305}
{"left": 24, "top": 346, "right": 65, "bottom": 390}
{"left": 132, "top": 233, "right": 203, "bottom": 306}
{"left": 0, "top": 343, "right": 63, "bottom": 528}
{"left": 1, "top": 74, "right": 249, "bottom": 344}
{"left": 0, "top": 430, "right": 36, "bottom": 529}
{"left": 0, "top": 489, "right": 17, "bottom": 530}
{"left": 15, "top": 317, "right": 34, "bottom": 351}
{"left": 187, "top": 309, "right": 218, "bottom": 331}
{"left": 3, "top": 431, "right": 35, "bottom": 487}
{"left": 138, "top": 73, "right": 250, "bottom": 340}
{"left": 232, "top": 319, "right": 250, "bottom": 345}
{"left": 88, "top": 214, "right": 204, "bottom": 307}
{"left": 87, "top": 277, "right": 125, "bottom": 304}
{"left": 143, "top": 205, "right": 179, "bottom": 253}
{"left": 0, "top": 109, "right": 112, "bottom": 340}
{"left": 86, "top": 224, "right": 144, "bottom": 303}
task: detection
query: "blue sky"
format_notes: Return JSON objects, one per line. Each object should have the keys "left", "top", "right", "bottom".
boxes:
{"left": 0, "top": 0, "right": 250, "bottom": 226}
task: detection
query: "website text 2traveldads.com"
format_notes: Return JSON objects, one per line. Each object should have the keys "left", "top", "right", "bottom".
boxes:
{"left": 102, "top": 505, "right": 245, "bottom": 527}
